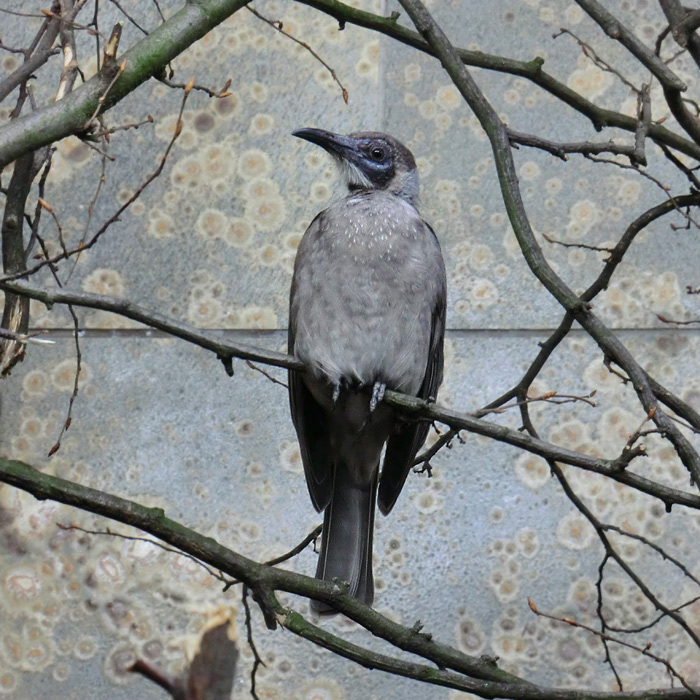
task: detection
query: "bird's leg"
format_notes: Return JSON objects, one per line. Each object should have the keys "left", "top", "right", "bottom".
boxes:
{"left": 369, "top": 381, "right": 386, "bottom": 412}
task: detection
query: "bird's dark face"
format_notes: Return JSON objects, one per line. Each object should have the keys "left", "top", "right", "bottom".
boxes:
{"left": 293, "top": 128, "right": 419, "bottom": 204}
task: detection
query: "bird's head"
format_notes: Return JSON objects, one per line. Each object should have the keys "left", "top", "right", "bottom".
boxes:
{"left": 293, "top": 128, "right": 419, "bottom": 204}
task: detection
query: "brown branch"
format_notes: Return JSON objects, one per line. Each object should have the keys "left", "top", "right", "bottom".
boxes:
{"left": 1, "top": 147, "right": 50, "bottom": 375}
{"left": 1, "top": 455, "right": 696, "bottom": 699}
{"left": 3, "top": 277, "right": 699, "bottom": 510}
{"left": 554, "top": 27, "right": 641, "bottom": 93}
{"left": 508, "top": 129, "right": 637, "bottom": 162}
{"left": 528, "top": 599, "right": 693, "bottom": 691}
{"left": 573, "top": 0, "right": 686, "bottom": 90}
{"left": 1, "top": 79, "right": 189, "bottom": 282}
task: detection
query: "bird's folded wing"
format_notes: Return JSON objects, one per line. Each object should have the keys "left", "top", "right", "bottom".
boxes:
{"left": 288, "top": 326, "right": 333, "bottom": 512}
{"left": 378, "top": 280, "right": 446, "bottom": 516}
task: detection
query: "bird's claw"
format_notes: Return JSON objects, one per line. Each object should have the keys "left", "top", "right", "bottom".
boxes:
{"left": 369, "top": 382, "right": 386, "bottom": 412}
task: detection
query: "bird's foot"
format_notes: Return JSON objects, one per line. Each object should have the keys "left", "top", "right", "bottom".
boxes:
{"left": 369, "top": 382, "right": 386, "bottom": 412}
{"left": 332, "top": 382, "right": 341, "bottom": 404}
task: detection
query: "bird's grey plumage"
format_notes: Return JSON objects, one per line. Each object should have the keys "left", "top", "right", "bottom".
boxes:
{"left": 288, "top": 128, "right": 446, "bottom": 613}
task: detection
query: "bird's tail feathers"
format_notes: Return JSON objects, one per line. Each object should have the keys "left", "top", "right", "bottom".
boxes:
{"left": 311, "top": 464, "right": 378, "bottom": 614}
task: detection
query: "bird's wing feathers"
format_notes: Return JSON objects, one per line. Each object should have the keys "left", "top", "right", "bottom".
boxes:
{"left": 288, "top": 217, "right": 334, "bottom": 512}
{"left": 288, "top": 366, "right": 333, "bottom": 512}
{"left": 378, "top": 233, "right": 446, "bottom": 516}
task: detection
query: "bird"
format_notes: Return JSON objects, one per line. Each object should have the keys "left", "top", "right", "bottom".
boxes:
{"left": 288, "top": 128, "right": 446, "bottom": 613}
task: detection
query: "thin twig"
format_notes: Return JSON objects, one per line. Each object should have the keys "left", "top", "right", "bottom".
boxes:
{"left": 246, "top": 4, "right": 348, "bottom": 104}
{"left": 528, "top": 598, "right": 694, "bottom": 691}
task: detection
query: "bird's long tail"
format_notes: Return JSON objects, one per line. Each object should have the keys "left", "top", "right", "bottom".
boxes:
{"left": 311, "top": 463, "right": 378, "bottom": 614}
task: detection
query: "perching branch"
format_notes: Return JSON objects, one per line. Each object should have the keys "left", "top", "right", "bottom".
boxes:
{"left": 0, "top": 455, "right": 696, "bottom": 700}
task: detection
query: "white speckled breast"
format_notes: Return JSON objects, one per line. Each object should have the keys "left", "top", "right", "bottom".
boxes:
{"left": 290, "top": 191, "right": 445, "bottom": 394}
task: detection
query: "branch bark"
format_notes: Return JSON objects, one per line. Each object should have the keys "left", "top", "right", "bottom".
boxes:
{"left": 0, "top": 455, "right": 695, "bottom": 700}
{"left": 0, "top": 0, "right": 250, "bottom": 169}
{"left": 397, "top": 0, "right": 700, "bottom": 491}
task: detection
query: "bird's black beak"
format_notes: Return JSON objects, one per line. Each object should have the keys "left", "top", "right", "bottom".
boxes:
{"left": 292, "top": 128, "right": 358, "bottom": 160}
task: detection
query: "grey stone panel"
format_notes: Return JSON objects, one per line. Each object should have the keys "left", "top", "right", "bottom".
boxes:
{"left": 383, "top": 0, "right": 700, "bottom": 330}
{"left": 1, "top": 329, "right": 698, "bottom": 696}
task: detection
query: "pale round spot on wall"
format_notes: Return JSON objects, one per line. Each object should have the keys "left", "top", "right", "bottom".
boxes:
{"left": 567, "top": 199, "right": 598, "bottom": 240}
{"left": 187, "top": 295, "right": 222, "bottom": 326}
{"left": 0, "top": 669, "right": 17, "bottom": 693}
{"left": 404, "top": 62, "right": 421, "bottom": 83}
{"left": 201, "top": 145, "right": 234, "bottom": 181}
{"left": 516, "top": 528, "right": 539, "bottom": 557}
{"left": 240, "top": 306, "right": 277, "bottom": 329}
{"left": 238, "top": 148, "right": 272, "bottom": 180}
{"left": 355, "top": 58, "right": 375, "bottom": 78}
{"left": 249, "top": 82, "right": 268, "bottom": 102}
{"left": 82, "top": 268, "right": 124, "bottom": 296}
{"left": 514, "top": 453, "right": 550, "bottom": 489}
{"left": 597, "top": 406, "right": 637, "bottom": 444}
{"left": 249, "top": 113, "right": 274, "bottom": 136}
{"left": 617, "top": 178, "right": 641, "bottom": 205}
{"left": 491, "top": 573, "right": 519, "bottom": 602}
{"left": 53, "top": 664, "right": 70, "bottom": 682}
{"left": 259, "top": 245, "right": 280, "bottom": 266}
{"left": 565, "top": 3, "right": 585, "bottom": 23}
{"left": 489, "top": 506, "right": 503, "bottom": 523}
{"left": 62, "top": 136, "right": 91, "bottom": 164}
{"left": 73, "top": 636, "right": 97, "bottom": 660}
{"left": 171, "top": 156, "right": 203, "bottom": 189}
{"left": 104, "top": 643, "right": 137, "bottom": 684}
{"left": 155, "top": 112, "right": 186, "bottom": 142}
{"left": 568, "top": 577, "right": 595, "bottom": 611}
{"left": 567, "top": 64, "right": 612, "bottom": 99}
{"left": 279, "top": 440, "right": 302, "bottom": 474}
{"left": 310, "top": 182, "right": 331, "bottom": 203}
{"left": 549, "top": 419, "right": 589, "bottom": 449}
{"left": 419, "top": 100, "right": 437, "bottom": 119}
{"left": 245, "top": 177, "right": 278, "bottom": 201}
{"left": 411, "top": 490, "right": 444, "bottom": 514}
{"left": 245, "top": 193, "right": 287, "bottom": 232}
{"left": 3, "top": 569, "right": 41, "bottom": 601}
{"left": 23, "top": 628, "right": 53, "bottom": 671}
{"left": 436, "top": 85, "right": 461, "bottom": 111}
{"left": 556, "top": 513, "right": 594, "bottom": 550}
{"left": 300, "top": 678, "right": 343, "bottom": 700}
{"left": 490, "top": 212, "right": 505, "bottom": 228}
{"left": 567, "top": 248, "right": 586, "bottom": 267}
{"left": 50, "top": 359, "right": 91, "bottom": 391}
{"left": 436, "top": 113, "right": 452, "bottom": 130}
{"left": 455, "top": 616, "right": 486, "bottom": 654}
{"left": 454, "top": 299, "right": 469, "bottom": 315}
{"left": 468, "top": 244, "right": 493, "bottom": 270}
{"left": 582, "top": 357, "right": 624, "bottom": 394}
{"left": 304, "top": 152, "right": 324, "bottom": 170}
{"left": 539, "top": 6, "right": 556, "bottom": 23}
{"left": 225, "top": 218, "right": 254, "bottom": 247}
{"left": 147, "top": 211, "right": 175, "bottom": 239}
{"left": 554, "top": 637, "right": 582, "bottom": 667}
{"left": 22, "top": 370, "right": 49, "bottom": 397}
{"left": 196, "top": 208, "right": 227, "bottom": 240}
{"left": 467, "top": 278, "right": 498, "bottom": 312}
{"left": 92, "top": 555, "right": 125, "bottom": 588}
{"left": 503, "top": 88, "right": 520, "bottom": 106}
{"left": 519, "top": 161, "right": 541, "bottom": 180}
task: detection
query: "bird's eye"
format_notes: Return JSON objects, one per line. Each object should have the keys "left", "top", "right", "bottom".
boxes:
{"left": 370, "top": 145, "right": 386, "bottom": 161}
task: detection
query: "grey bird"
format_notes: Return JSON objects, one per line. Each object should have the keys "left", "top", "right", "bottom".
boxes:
{"left": 288, "top": 128, "right": 446, "bottom": 613}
